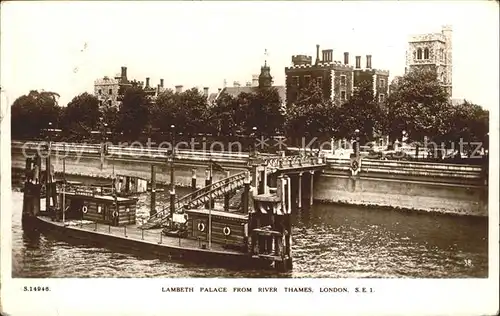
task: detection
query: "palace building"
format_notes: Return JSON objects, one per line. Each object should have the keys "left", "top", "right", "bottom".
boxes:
{"left": 285, "top": 44, "right": 389, "bottom": 106}
{"left": 94, "top": 66, "right": 166, "bottom": 108}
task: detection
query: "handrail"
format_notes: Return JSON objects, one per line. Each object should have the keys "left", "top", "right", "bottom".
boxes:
{"left": 145, "top": 171, "right": 246, "bottom": 226}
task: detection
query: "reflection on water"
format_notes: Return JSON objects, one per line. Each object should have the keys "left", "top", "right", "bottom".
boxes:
{"left": 11, "top": 187, "right": 488, "bottom": 278}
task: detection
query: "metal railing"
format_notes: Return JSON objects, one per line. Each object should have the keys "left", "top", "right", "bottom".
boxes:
{"left": 141, "top": 171, "right": 247, "bottom": 229}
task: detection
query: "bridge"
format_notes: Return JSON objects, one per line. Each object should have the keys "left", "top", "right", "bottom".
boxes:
{"left": 139, "top": 153, "right": 327, "bottom": 229}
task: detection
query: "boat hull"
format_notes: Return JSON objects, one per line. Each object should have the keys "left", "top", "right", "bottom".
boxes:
{"left": 26, "top": 216, "right": 273, "bottom": 271}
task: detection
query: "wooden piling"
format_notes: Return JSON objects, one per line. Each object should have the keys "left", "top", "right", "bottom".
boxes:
{"left": 151, "top": 165, "right": 156, "bottom": 216}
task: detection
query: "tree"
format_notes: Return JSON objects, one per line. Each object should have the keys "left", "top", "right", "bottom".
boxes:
{"left": 153, "top": 88, "right": 209, "bottom": 136}
{"left": 285, "top": 82, "right": 337, "bottom": 145}
{"left": 335, "top": 80, "right": 382, "bottom": 143}
{"left": 60, "top": 92, "right": 100, "bottom": 140}
{"left": 11, "top": 90, "right": 61, "bottom": 139}
{"left": 240, "top": 87, "right": 284, "bottom": 135}
{"left": 117, "top": 86, "right": 149, "bottom": 140}
{"left": 208, "top": 92, "right": 239, "bottom": 135}
{"left": 386, "top": 67, "right": 450, "bottom": 145}
{"left": 441, "top": 101, "right": 489, "bottom": 155}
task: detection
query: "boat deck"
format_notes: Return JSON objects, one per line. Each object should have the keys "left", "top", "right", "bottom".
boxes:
{"left": 37, "top": 215, "right": 245, "bottom": 256}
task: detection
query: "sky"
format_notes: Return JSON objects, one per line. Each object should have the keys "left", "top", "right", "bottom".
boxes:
{"left": 1, "top": 1, "right": 499, "bottom": 111}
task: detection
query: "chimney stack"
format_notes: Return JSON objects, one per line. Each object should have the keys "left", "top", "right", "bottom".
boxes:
{"left": 233, "top": 81, "right": 240, "bottom": 87}
{"left": 121, "top": 66, "right": 127, "bottom": 80}
{"left": 315, "top": 44, "right": 320, "bottom": 64}
{"left": 366, "top": 55, "right": 372, "bottom": 69}
{"left": 145, "top": 77, "right": 150, "bottom": 88}
{"left": 252, "top": 74, "right": 259, "bottom": 87}
{"left": 344, "top": 52, "right": 349, "bottom": 65}
{"left": 175, "top": 85, "right": 183, "bottom": 93}
{"left": 355, "top": 56, "right": 361, "bottom": 69}
{"left": 160, "top": 79, "right": 164, "bottom": 87}
{"left": 203, "top": 87, "right": 209, "bottom": 96}
{"left": 322, "top": 49, "right": 333, "bottom": 63}
{"left": 218, "top": 88, "right": 222, "bottom": 93}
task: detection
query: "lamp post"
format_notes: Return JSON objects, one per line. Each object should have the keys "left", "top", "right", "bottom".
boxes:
{"left": 169, "top": 124, "right": 176, "bottom": 219}
{"left": 46, "top": 122, "right": 53, "bottom": 214}
{"left": 252, "top": 126, "right": 258, "bottom": 156}
{"left": 353, "top": 129, "right": 360, "bottom": 159}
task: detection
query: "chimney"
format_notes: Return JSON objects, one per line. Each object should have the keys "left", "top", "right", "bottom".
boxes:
{"left": 233, "top": 81, "right": 240, "bottom": 87}
{"left": 175, "top": 85, "right": 183, "bottom": 93}
{"left": 366, "top": 55, "right": 372, "bottom": 69}
{"left": 252, "top": 74, "right": 259, "bottom": 87}
{"left": 160, "top": 79, "right": 164, "bottom": 87}
{"left": 322, "top": 49, "right": 333, "bottom": 63}
{"left": 355, "top": 56, "right": 361, "bottom": 69}
{"left": 145, "top": 77, "right": 150, "bottom": 88}
{"left": 344, "top": 52, "right": 349, "bottom": 65}
{"left": 218, "top": 88, "right": 222, "bottom": 94}
{"left": 246, "top": 82, "right": 252, "bottom": 87}
{"left": 121, "top": 66, "right": 127, "bottom": 80}
{"left": 203, "top": 87, "right": 209, "bottom": 96}
{"left": 315, "top": 44, "right": 320, "bottom": 64}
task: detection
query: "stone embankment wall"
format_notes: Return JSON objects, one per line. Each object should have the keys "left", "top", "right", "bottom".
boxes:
{"left": 11, "top": 141, "right": 488, "bottom": 216}
{"left": 315, "top": 158, "right": 488, "bottom": 217}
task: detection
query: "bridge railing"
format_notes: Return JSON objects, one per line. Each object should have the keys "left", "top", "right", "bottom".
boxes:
{"left": 143, "top": 171, "right": 247, "bottom": 228}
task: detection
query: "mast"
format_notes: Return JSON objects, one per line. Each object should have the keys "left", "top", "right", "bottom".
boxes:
{"left": 62, "top": 154, "right": 66, "bottom": 223}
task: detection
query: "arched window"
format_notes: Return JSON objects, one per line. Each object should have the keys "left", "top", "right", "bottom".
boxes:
{"left": 417, "top": 48, "right": 422, "bottom": 60}
{"left": 424, "top": 48, "right": 429, "bottom": 59}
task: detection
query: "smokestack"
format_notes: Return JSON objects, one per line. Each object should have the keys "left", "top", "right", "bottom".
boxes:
{"left": 203, "top": 87, "right": 209, "bottom": 96}
{"left": 316, "top": 44, "right": 320, "bottom": 64}
{"left": 344, "top": 52, "right": 349, "bottom": 65}
{"left": 355, "top": 56, "right": 361, "bottom": 69}
{"left": 175, "top": 85, "right": 183, "bottom": 93}
{"left": 160, "top": 79, "right": 164, "bottom": 87}
{"left": 145, "top": 77, "right": 150, "bottom": 88}
{"left": 366, "top": 55, "right": 372, "bottom": 69}
{"left": 121, "top": 66, "right": 127, "bottom": 80}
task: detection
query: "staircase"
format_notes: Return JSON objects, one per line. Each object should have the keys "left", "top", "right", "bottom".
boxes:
{"left": 140, "top": 171, "right": 247, "bottom": 229}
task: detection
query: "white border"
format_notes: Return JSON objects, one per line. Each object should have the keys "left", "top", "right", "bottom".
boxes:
{"left": 1, "top": 4, "right": 499, "bottom": 316}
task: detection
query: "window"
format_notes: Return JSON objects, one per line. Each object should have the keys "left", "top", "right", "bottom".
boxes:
{"left": 417, "top": 48, "right": 422, "bottom": 60}
{"left": 380, "top": 79, "right": 385, "bottom": 88}
{"left": 304, "top": 75, "right": 311, "bottom": 87}
{"left": 340, "top": 75, "right": 346, "bottom": 86}
{"left": 109, "top": 88, "right": 113, "bottom": 94}
{"left": 108, "top": 100, "right": 112, "bottom": 106}
{"left": 424, "top": 48, "right": 429, "bottom": 59}
{"left": 379, "top": 94, "right": 385, "bottom": 102}
{"left": 292, "top": 76, "right": 299, "bottom": 87}
{"left": 340, "top": 90, "right": 347, "bottom": 101}
{"left": 316, "top": 77, "right": 322, "bottom": 86}
{"left": 99, "top": 100, "right": 103, "bottom": 106}
{"left": 98, "top": 89, "right": 102, "bottom": 95}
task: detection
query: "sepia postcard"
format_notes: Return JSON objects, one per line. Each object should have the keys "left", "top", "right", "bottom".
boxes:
{"left": 1, "top": 1, "right": 499, "bottom": 315}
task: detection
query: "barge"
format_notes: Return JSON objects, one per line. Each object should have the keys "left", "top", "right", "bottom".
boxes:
{"left": 21, "top": 154, "right": 294, "bottom": 271}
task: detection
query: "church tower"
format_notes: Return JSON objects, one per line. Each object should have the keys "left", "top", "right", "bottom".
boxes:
{"left": 259, "top": 49, "right": 273, "bottom": 89}
{"left": 405, "top": 25, "right": 453, "bottom": 97}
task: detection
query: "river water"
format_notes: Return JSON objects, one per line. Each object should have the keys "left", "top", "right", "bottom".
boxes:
{"left": 11, "top": 184, "right": 488, "bottom": 278}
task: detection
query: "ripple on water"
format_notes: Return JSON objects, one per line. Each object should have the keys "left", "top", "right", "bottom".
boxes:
{"left": 10, "top": 190, "right": 489, "bottom": 278}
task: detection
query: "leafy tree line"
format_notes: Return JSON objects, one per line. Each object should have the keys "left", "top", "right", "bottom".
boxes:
{"left": 10, "top": 68, "right": 489, "bottom": 152}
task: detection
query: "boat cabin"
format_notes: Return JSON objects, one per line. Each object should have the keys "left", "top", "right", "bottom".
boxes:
{"left": 184, "top": 209, "right": 248, "bottom": 249}
{"left": 64, "top": 191, "right": 137, "bottom": 226}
